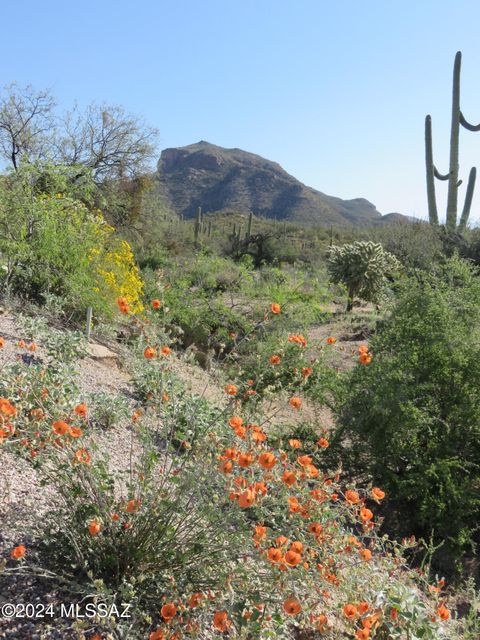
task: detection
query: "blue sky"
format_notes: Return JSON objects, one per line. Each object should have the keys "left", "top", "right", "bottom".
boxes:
{"left": 2, "top": 0, "right": 480, "bottom": 220}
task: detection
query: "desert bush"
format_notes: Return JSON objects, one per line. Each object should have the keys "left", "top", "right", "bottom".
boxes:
{"left": 331, "top": 256, "right": 480, "bottom": 567}
{"left": 87, "top": 392, "right": 131, "bottom": 430}
{"left": 17, "top": 314, "right": 87, "bottom": 364}
{"left": 372, "top": 221, "right": 444, "bottom": 272}
{"left": 229, "top": 328, "right": 340, "bottom": 405}
{"left": 0, "top": 163, "right": 143, "bottom": 317}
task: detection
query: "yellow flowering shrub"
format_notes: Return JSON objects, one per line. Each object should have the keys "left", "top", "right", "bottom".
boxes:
{"left": 93, "top": 229, "right": 144, "bottom": 314}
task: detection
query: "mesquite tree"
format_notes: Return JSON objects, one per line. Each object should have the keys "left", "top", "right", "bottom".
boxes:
{"left": 425, "top": 51, "right": 480, "bottom": 232}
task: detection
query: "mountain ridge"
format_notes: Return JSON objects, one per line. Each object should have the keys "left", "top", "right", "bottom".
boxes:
{"left": 155, "top": 141, "right": 408, "bottom": 226}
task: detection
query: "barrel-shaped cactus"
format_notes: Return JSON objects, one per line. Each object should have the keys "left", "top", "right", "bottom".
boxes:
{"left": 327, "top": 241, "right": 401, "bottom": 311}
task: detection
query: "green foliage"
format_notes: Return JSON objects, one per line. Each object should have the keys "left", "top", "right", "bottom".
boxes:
{"left": 372, "top": 222, "right": 444, "bottom": 272}
{"left": 17, "top": 314, "right": 87, "bottom": 364}
{"left": 0, "top": 163, "right": 143, "bottom": 318}
{"left": 331, "top": 257, "right": 480, "bottom": 566}
{"left": 87, "top": 392, "right": 131, "bottom": 430}
{"left": 327, "top": 240, "right": 401, "bottom": 310}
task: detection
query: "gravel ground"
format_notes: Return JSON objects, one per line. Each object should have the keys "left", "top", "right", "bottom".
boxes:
{"left": 0, "top": 314, "right": 137, "bottom": 639}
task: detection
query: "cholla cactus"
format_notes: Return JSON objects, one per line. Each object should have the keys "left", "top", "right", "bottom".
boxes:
{"left": 327, "top": 240, "right": 401, "bottom": 311}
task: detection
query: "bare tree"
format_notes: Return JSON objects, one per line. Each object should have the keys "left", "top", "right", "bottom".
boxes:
{"left": 56, "top": 103, "right": 159, "bottom": 181}
{"left": 0, "top": 83, "right": 55, "bottom": 170}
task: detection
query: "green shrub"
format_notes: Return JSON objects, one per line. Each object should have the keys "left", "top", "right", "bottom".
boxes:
{"left": 331, "top": 256, "right": 480, "bottom": 566}
{"left": 372, "top": 221, "right": 444, "bottom": 272}
{"left": 87, "top": 392, "right": 131, "bottom": 430}
{"left": 0, "top": 163, "right": 143, "bottom": 318}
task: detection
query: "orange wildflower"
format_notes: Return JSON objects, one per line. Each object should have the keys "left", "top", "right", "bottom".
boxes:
{"left": 437, "top": 604, "right": 450, "bottom": 620}
{"left": 238, "top": 489, "right": 255, "bottom": 508}
{"left": 359, "top": 353, "right": 372, "bottom": 365}
{"left": 69, "top": 426, "right": 83, "bottom": 438}
{"left": 267, "top": 547, "right": 283, "bottom": 563}
{"left": 345, "top": 489, "right": 360, "bottom": 505}
{"left": 125, "top": 499, "right": 140, "bottom": 513}
{"left": 358, "top": 344, "right": 369, "bottom": 354}
{"left": 149, "top": 629, "right": 165, "bottom": 640}
{"left": 0, "top": 337, "right": 4, "bottom": 347}
{"left": 305, "top": 463, "right": 319, "bottom": 478}
{"left": 11, "top": 545, "right": 26, "bottom": 559}
{"left": 254, "top": 480, "right": 267, "bottom": 495}
{"left": 188, "top": 592, "right": 203, "bottom": 608}
{"left": 289, "top": 438, "right": 302, "bottom": 449}
{"left": 269, "top": 355, "right": 281, "bottom": 365}
{"left": 290, "top": 540, "right": 303, "bottom": 553}
{"left": 283, "top": 597, "right": 301, "bottom": 616}
{"left": 308, "top": 522, "right": 323, "bottom": 536}
{"left": 229, "top": 415, "right": 243, "bottom": 429}
{"left": 302, "top": 366, "right": 313, "bottom": 378}
{"left": 225, "top": 384, "right": 237, "bottom": 396}
{"left": 316, "top": 613, "right": 328, "bottom": 629}
{"left": 288, "top": 496, "right": 301, "bottom": 513}
{"left": 88, "top": 520, "right": 101, "bottom": 536}
{"left": 356, "top": 629, "right": 370, "bottom": 640}
{"left": 144, "top": 346, "right": 156, "bottom": 359}
{"left": 343, "top": 603, "right": 357, "bottom": 619}
{"left": 234, "top": 425, "right": 247, "bottom": 439}
{"left": 151, "top": 299, "right": 162, "bottom": 309}
{"left": 282, "top": 470, "right": 297, "bottom": 486}
{"left": 289, "top": 396, "right": 302, "bottom": 410}
{"left": 17, "top": 339, "right": 26, "bottom": 348}
{"left": 161, "top": 346, "right": 172, "bottom": 356}
{"left": 213, "top": 611, "right": 231, "bottom": 632}
{"left": 74, "top": 448, "right": 91, "bottom": 464}
{"left": 359, "top": 548, "right": 372, "bottom": 561}
{"left": 371, "top": 487, "right": 385, "bottom": 502}
{"left": 116, "top": 297, "right": 130, "bottom": 314}
{"left": 360, "top": 507, "right": 373, "bottom": 522}
{"left": 74, "top": 403, "right": 87, "bottom": 417}
{"left": 254, "top": 524, "right": 267, "bottom": 539}
{"left": 317, "top": 437, "right": 329, "bottom": 448}
{"left": 53, "top": 420, "right": 69, "bottom": 436}
{"left": 358, "top": 602, "right": 369, "bottom": 615}
{"left": 326, "top": 337, "right": 337, "bottom": 344}
{"left": 0, "top": 398, "right": 16, "bottom": 416}
{"left": 258, "top": 451, "right": 276, "bottom": 469}
{"left": 251, "top": 426, "right": 267, "bottom": 442}
{"left": 270, "top": 303, "right": 281, "bottom": 314}
{"left": 297, "top": 454, "right": 312, "bottom": 467}
{"left": 288, "top": 334, "right": 307, "bottom": 347}
{"left": 220, "top": 460, "right": 233, "bottom": 473}
{"left": 238, "top": 453, "right": 254, "bottom": 468}
{"left": 284, "top": 549, "right": 302, "bottom": 567}
{"left": 362, "top": 615, "right": 377, "bottom": 629}
{"left": 161, "top": 602, "right": 177, "bottom": 621}
{"left": 28, "top": 342, "right": 37, "bottom": 352}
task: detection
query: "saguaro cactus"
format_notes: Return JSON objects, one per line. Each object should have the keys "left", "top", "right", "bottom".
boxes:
{"left": 246, "top": 212, "right": 253, "bottom": 239}
{"left": 194, "top": 206, "right": 202, "bottom": 246}
{"left": 425, "top": 51, "right": 480, "bottom": 232}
